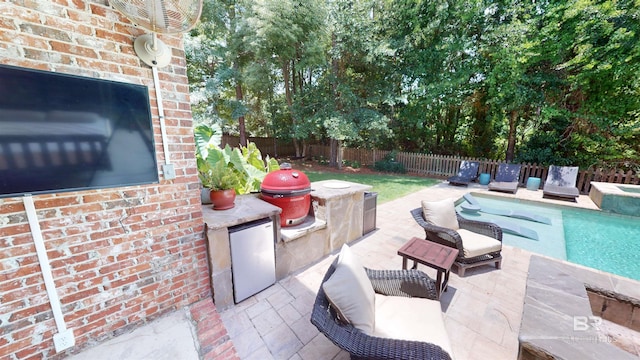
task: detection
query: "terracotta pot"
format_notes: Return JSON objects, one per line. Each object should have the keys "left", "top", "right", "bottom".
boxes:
{"left": 209, "top": 189, "right": 236, "bottom": 210}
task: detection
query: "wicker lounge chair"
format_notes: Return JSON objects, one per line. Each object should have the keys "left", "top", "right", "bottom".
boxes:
{"left": 447, "top": 160, "right": 479, "bottom": 186}
{"left": 311, "top": 255, "right": 453, "bottom": 360}
{"left": 411, "top": 200, "right": 503, "bottom": 276}
{"left": 543, "top": 165, "right": 580, "bottom": 201}
{"left": 488, "top": 163, "right": 521, "bottom": 194}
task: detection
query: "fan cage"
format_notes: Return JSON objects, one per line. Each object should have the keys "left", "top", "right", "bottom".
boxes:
{"left": 109, "top": 0, "right": 203, "bottom": 34}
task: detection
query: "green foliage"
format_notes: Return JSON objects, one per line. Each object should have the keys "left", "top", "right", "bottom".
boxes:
{"left": 343, "top": 160, "right": 361, "bottom": 169}
{"left": 195, "top": 124, "right": 279, "bottom": 193}
{"left": 186, "top": 0, "right": 640, "bottom": 169}
{"left": 194, "top": 123, "right": 223, "bottom": 160}
{"left": 199, "top": 159, "right": 242, "bottom": 191}
{"left": 314, "top": 156, "right": 329, "bottom": 165}
{"left": 373, "top": 151, "right": 407, "bottom": 174}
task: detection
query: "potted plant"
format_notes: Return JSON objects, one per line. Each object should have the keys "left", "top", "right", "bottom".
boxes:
{"left": 198, "top": 159, "right": 241, "bottom": 210}
{"left": 195, "top": 124, "right": 279, "bottom": 209}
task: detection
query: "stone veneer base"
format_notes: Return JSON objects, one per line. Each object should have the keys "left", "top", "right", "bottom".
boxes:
{"left": 589, "top": 181, "right": 640, "bottom": 216}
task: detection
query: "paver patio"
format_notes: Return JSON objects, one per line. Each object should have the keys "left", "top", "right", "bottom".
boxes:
{"left": 218, "top": 181, "right": 602, "bottom": 359}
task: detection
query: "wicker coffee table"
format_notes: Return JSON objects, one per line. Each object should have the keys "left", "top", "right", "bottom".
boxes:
{"left": 397, "top": 237, "right": 458, "bottom": 299}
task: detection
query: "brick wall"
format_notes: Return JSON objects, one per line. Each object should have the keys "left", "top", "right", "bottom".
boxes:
{"left": 0, "top": 1, "right": 210, "bottom": 359}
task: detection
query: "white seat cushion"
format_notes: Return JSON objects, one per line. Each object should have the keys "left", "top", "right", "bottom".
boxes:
{"left": 422, "top": 198, "right": 460, "bottom": 230}
{"left": 373, "top": 294, "right": 453, "bottom": 357}
{"left": 322, "top": 244, "right": 376, "bottom": 334}
{"left": 457, "top": 229, "right": 502, "bottom": 258}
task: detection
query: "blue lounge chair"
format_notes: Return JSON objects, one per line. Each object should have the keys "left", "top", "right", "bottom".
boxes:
{"left": 448, "top": 161, "right": 479, "bottom": 186}
{"left": 543, "top": 165, "right": 580, "bottom": 201}
{"left": 488, "top": 163, "right": 521, "bottom": 194}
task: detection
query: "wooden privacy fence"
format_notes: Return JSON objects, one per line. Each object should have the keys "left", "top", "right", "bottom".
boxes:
{"left": 306, "top": 145, "right": 640, "bottom": 194}
{"left": 217, "top": 140, "right": 638, "bottom": 194}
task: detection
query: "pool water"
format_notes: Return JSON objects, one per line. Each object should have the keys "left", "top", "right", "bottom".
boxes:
{"left": 564, "top": 209, "right": 640, "bottom": 280}
{"left": 619, "top": 186, "right": 640, "bottom": 194}
{"left": 456, "top": 195, "right": 640, "bottom": 281}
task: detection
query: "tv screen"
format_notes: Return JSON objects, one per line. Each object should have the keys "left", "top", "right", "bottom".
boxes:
{"left": 0, "top": 64, "right": 159, "bottom": 198}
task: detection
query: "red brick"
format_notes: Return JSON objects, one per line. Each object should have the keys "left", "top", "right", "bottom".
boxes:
{"left": 190, "top": 300, "right": 215, "bottom": 322}
{"left": 14, "top": 343, "right": 47, "bottom": 360}
{"left": 94, "top": 28, "right": 133, "bottom": 46}
{"left": 9, "top": 302, "right": 51, "bottom": 323}
{"left": 0, "top": 201, "right": 25, "bottom": 214}
{"left": 33, "top": 196, "right": 81, "bottom": 209}
{"left": 0, "top": 262, "right": 41, "bottom": 283}
{"left": 0, "top": 334, "right": 38, "bottom": 356}
{"left": 2, "top": 2, "right": 205, "bottom": 358}
{"left": 2, "top": 223, "right": 32, "bottom": 236}
{"left": 59, "top": 287, "right": 100, "bottom": 304}
{"left": 44, "top": 16, "right": 93, "bottom": 36}
{"left": 59, "top": 203, "right": 104, "bottom": 216}
{"left": 75, "top": 317, "right": 107, "bottom": 336}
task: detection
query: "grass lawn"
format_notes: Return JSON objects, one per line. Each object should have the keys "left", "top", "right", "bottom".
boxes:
{"left": 304, "top": 171, "right": 438, "bottom": 204}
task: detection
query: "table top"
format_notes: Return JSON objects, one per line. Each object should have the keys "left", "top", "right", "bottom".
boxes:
{"left": 398, "top": 237, "right": 458, "bottom": 271}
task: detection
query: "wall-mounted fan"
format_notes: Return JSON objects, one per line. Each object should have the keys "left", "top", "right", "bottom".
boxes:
{"left": 109, "top": 0, "right": 203, "bottom": 179}
{"left": 109, "top": 0, "right": 203, "bottom": 68}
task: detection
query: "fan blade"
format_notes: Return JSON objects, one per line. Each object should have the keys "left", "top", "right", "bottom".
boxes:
{"left": 147, "top": 0, "right": 169, "bottom": 31}
{"left": 109, "top": 0, "right": 203, "bottom": 34}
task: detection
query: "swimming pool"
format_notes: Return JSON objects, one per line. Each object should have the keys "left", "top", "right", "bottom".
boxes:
{"left": 456, "top": 194, "right": 640, "bottom": 281}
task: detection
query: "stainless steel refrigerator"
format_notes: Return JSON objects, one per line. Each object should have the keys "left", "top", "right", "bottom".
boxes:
{"left": 228, "top": 218, "right": 276, "bottom": 303}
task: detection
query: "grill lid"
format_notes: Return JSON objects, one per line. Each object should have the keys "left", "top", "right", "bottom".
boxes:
{"left": 261, "top": 163, "right": 311, "bottom": 194}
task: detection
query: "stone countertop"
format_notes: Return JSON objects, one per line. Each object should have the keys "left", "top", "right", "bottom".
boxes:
{"left": 280, "top": 215, "right": 327, "bottom": 242}
{"left": 202, "top": 194, "right": 281, "bottom": 230}
{"left": 309, "top": 180, "right": 373, "bottom": 200}
{"left": 518, "top": 255, "right": 639, "bottom": 360}
{"left": 201, "top": 180, "right": 372, "bottom": 230}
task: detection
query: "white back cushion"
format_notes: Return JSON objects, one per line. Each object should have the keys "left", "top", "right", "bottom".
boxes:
{"left": 322, "top": 244, "right": 376, "bottom": 334}
{"left": 422, "top": 198, "right": 460, "bottom": 230}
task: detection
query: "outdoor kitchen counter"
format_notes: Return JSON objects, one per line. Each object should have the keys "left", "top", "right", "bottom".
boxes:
{"left": 309, "top": 180, "right": 373, "bottom": 250}
{"left": 202, "top": 182, "right": 373, "bottom": 310}
{"left": 201, "top": 193, "right": 281, "bottom": 230}
{"left": 310, "top": 179, "right": 373, "bottom": 200}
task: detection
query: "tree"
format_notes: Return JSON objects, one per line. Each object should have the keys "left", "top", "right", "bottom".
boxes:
{"left": 380, "top": 0, "right": 485, "bottom": 155}
{"left": 515, "top": 0, "right": 640, "bottom": 167}
{"left": 186, "top": 0, "right": 255, "bottom": 145}
{"left": 249, "top": 0, "right": 329, "bottom": 157}
{"left": 185, "top": 0, "right": 640, "bottom": 169}
{"left": 319, "top": 0, "right": 394, "bottom": 166}
{"left": 482, "top": 0, "right": 544, "bottom": 162}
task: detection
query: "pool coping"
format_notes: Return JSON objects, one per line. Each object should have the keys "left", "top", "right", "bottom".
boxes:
{"left": 518, "top": 255, "right": 640, "bottom": 359}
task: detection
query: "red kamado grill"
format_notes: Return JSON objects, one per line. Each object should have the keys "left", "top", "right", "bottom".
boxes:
{"left": 260, "top": 163, "right": 311, "bottom": 227}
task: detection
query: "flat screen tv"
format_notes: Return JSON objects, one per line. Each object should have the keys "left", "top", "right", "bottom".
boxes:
{"left": 0, "top": 64, "right": 159, "bottom": 198}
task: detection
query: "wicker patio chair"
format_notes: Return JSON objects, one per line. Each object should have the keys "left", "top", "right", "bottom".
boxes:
{"left": 411, "top": 207, "right": 503, "bottom": 276}
{"left": 310, "top": 257, "right": 453, "bottom": 360}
